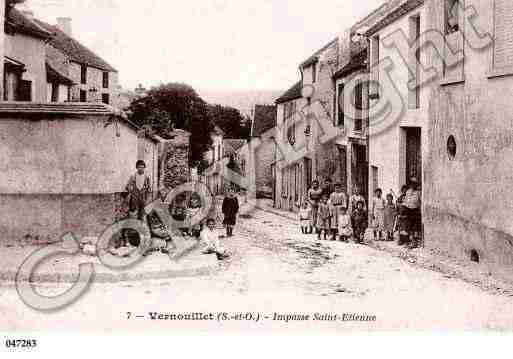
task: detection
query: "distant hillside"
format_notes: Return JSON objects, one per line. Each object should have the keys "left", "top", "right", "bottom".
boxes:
{"left": 198, "top": 89, "right": 282, "bottom": 116}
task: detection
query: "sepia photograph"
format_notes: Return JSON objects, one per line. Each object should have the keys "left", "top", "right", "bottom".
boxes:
{"left": 0, "top": 0, "right": 513, "bottom": 352}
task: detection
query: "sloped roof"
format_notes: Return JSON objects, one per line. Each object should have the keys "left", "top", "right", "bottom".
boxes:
{"left": 300, "top": 38, "right": 338, "bottom": 68}
{"left": 275, "top": 81, "right": 302, "bottom": 104}
{"left": 46, "top": 62, "right": 75, "bottom": 85}
{"left": 5, "top": 8, "right": 52, "bottom": 39}
{"left": 33, "top": 18, "right": 117, "bottom": 72}
{"left": 251, "top": 104, "right": 276, "bottom": 137}
{"left": 333, "top": 49, "right": 368, "bottom": 79}
{"left": 366, "top": 0, "right": 424, "bottom": 36}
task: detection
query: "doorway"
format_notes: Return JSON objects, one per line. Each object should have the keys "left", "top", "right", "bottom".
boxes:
{"left": 352, "top": 143, "right": 368, "bottom": 202}
{"left": 405, "top": 127, "right": 422, "bottom": 186}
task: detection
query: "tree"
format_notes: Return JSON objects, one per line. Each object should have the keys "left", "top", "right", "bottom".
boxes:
{"left": 208, "top": 104, "right": 250, "bottom": 139}
{"left": 127, "top": 83, "right": 214, "bottom": 165}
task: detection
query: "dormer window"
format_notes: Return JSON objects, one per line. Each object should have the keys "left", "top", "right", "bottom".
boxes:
{"left": 312, "top": 63, "right": 317, "bottom": 83}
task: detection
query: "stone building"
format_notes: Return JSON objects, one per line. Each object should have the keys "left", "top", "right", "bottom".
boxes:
{"left": 32, "top": 14, "right": 119, "bottom": 106}
{"left": 3, "top": 6, "right": 52, "bottom": 102}
{"left": 365, "top": 0, "right": 429, "bottom": 203}
{"left": 272, "top": 5, "right": 389, "bottom": 213}
{"left": 0, "top": 102, "right": 159, "bottom": 242}
{"left": 204, "top": 125, "right": 225, "bottom": 195}
{"left": 423, "top": 0, "right": 513, "bottom": 270}
{"left": 249, "top": 104, "right": 277, "bottom": 199}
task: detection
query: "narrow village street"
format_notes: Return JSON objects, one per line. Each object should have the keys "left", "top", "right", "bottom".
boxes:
{"left": 2, "top": 207, "right": 513, "bottom": 331}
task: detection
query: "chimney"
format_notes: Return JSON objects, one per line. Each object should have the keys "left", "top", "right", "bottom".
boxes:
{"left": 57, "top": 17, "right": 72, "bottom": 36}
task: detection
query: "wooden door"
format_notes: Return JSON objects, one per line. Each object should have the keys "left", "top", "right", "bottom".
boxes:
{"left": 405, "top": 127, "right": 422, "bottom": 185}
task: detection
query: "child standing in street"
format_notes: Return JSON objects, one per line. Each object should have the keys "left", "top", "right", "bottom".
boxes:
{"left": 222, "top": 188, "right": 239, "bottom": 237}
{"left": 372, "top": 188, "right": 386, "bottom": 241}
{"left": 298, "top": 202, "right": 312, "bottom": 234}
{"left": 316, "top": 195, "right": 331, "bottom": 241}
{"left": 329, "top": 182, "right": 348, "bottom": 241}
{"left": 383, "top": 193, "right": 397, "bottom": 241}
{"left": 337, "top": 207, "right": 353, "bottom": 242}
{"left": 351, "top": 200, "right": 367, "bottom": 244}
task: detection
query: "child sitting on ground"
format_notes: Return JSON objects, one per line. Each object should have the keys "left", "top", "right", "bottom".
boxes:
{"left": 298, "top": 202, "right": 312, "bottom": 234}
{"left": 337, "top": 207, "right": 353, "bottom": 242}
{"left": 200, "top": 218, "right": 229, "bottom": 260}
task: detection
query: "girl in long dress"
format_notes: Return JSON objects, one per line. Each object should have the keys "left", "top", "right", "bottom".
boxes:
{"left": 329, "top": 182, "right": 348, "bottom": 241}
{"left": 372, "top": 188, "right": 386, "bottom": 241}
{"left": 316, "top": 195, "right": 331, "bottom": 241}
{"left": 337, "top": 207, "right": 353, "bottom": 242}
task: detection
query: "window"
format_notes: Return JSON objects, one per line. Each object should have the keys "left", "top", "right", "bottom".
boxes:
{"left": 241, "top": 159, "right": 246, "bottom": 176}
{"left": 281, "top": 169, "right": 287, "bottom": 198}
{"left": 312, "top": 63, "right": 317, "bottom": 83}
{"left": 370, "top": 35, "right": 380, "bottom": 98}
{"left": 409, "top": 15, "right": 421, "bottom": 109}
{"left": 101, "top": 93, "right": 110, "bottom": 104}
{"left": 284, "top": 101, "right": 296, "bottom": 145}
{"left": 51, "top": 83, "right": 59, "bottom": 102}
{"left": 337, "top": 83, "right": 344, "bottom": 127}
{"left": 492, "top": 0, "right": 513, "bottom": 71}
{"left": 354, "top": 83, "right": 363, "bottom": 132}
{"left": 80, "top": 64, "right": 87, "bottom": 84}
{"left": 445, "top": 0, "right": 459, "bottom": 34}
{"left": 80, "top": 89, "right": 87, "bottom": 102}
{"left": 102, "top": 72, "right": 109, "bottom": 88}
{"left": 447, "top": 135, "right": 457, "bottom": 159}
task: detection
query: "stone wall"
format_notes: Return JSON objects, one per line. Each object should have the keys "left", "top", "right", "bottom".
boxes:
{"left": 0, "top": 107, "right": 143, "bottom": 242}
{"left": 158, "top": 130, "right": 191, "bottom": 190}
{"left": 424, "top": 0, "right": 513, "bottom": 270}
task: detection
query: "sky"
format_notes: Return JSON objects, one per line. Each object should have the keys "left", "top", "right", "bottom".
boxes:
{"left": 23, "top": 0, "right": 385, "bottom": 92}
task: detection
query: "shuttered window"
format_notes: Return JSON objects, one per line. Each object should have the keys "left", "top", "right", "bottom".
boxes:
{"left": 493, "top": 0, "right": 513, "bottom": 70}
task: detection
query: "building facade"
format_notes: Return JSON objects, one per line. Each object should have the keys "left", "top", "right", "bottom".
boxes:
{"left": 248, "top": 104, "right": 277, "bottom": 199}
{"left": 33, "top": 15, "right": 119, "bottom": 106}
{"left": 0, "top": 102, "right": 159, "bottom": 242}
{"left": 366, "top": 0, "right": 429, "bottom": 204}
{"left": 424, "top": 0, "right": 513, "bottom": 270}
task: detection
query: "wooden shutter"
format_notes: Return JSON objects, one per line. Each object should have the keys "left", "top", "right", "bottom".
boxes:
{"left": 493, "top": 0, "right": 513, "bottom": 69}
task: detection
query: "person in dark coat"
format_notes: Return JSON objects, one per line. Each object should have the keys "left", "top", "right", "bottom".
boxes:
{"left": 222, "top": 188, "right": 239, "bottom": 237}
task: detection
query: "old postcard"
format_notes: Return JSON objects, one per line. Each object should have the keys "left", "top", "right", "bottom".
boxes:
{"left": 1, "top": 0, "right": 513, "bottom": 350}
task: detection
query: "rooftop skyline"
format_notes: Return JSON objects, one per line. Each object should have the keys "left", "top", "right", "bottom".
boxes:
{"left": 24, "top": 0, "right": 385, "bottom": 92}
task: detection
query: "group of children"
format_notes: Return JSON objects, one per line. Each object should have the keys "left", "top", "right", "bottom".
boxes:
{"left": 299, "top": 181, "right": 368, "bottom": 243}
{"left": 299, "top": 179, "right": 420, "bottom": 246}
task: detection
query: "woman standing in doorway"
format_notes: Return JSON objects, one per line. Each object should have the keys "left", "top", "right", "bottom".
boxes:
{"left": 222, "top": 188, "right": 239, "bottom": 237}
